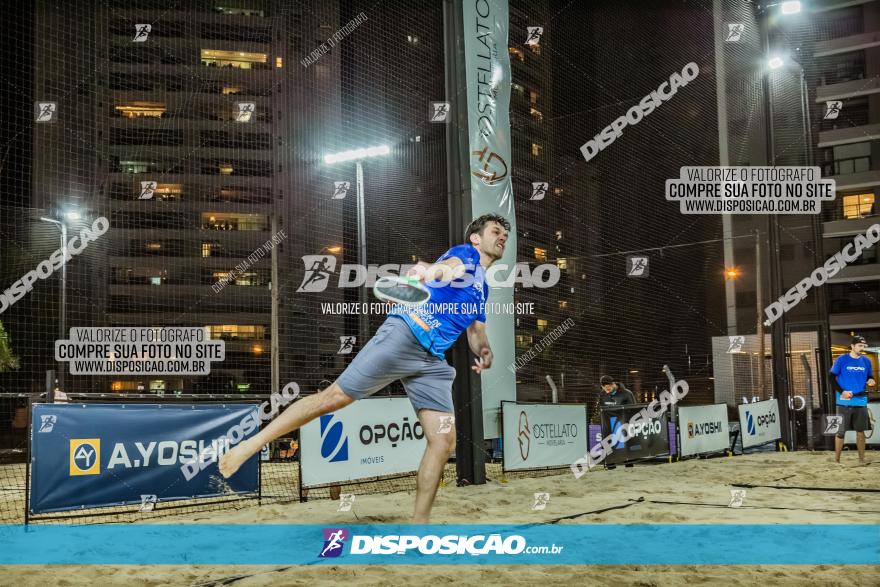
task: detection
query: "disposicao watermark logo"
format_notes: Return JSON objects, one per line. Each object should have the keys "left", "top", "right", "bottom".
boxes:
{"left": 580, "top": 62, "right": 699, "bottom": 162}
{"left": 764, "top": 223, "right": 880, "bottom": 326}
{"left": 571, "top": 366, "right": 688, "bottom": 476}
{"left": 296, "top": 258, "right": 560, "bottom": 292}
{"left": 1, "top": 216, "right": 109, "bottom": 315}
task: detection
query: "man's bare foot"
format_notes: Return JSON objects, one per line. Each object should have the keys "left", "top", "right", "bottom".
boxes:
{"left": 858, "top": 459, "right": 871, "bottom": 466}
{"left": 219, "top": 439, "right": 257, "bottom": 478}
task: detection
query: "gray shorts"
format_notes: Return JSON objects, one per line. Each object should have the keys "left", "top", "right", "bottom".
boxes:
{"left": 336, "top": 316, "right": 456, "bottom": 414}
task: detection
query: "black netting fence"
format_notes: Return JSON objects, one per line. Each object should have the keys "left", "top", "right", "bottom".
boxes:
{"left": 1, "top": 0, "right": 876, "bottom": 524}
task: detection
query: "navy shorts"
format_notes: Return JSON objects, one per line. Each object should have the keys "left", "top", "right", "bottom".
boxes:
{"left": 336, "top": 316, "right": 456, "bottom": 414}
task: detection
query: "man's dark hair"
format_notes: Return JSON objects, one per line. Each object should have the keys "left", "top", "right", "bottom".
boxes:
{"left": 599, "top": 375, "right": 614, "bottom": 386}
{"left": 465, "top": 214, "right": 511, "bottom": 244}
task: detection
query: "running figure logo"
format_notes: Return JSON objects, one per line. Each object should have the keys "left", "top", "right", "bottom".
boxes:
{"left": 530, "top": 182, "right": 548, "bottom": 201}
{"left": 139, "top": 494, "right": 157, "bottom": 512}
{"left": 728, "top": 489, "right": 746, "bottom": 508}
{"left": 297, "top": 255, "right": 337, "bottom": 292}
{"left": 38, "top": 415, "right": 57, "bottom": 433}
{"left": 139, "top": 181, "right": 157, "bottom": 200}
{"left": 823, "top": 101, "right": 842, "bottom": 120}
{"left": 626, "top": 256, "right": 649, "bottom": 278}
{"left": 337, "top": 336, "right": 356, "bottom": 355}
{"left": 429, "top": 102, "right": 450, "bottom": 123}
{"left": 319, "top": 528, "right": 349, "bottom": 558}
{"left": 725, "top": 23, "right": 744, "bottom": 42}
{"left": 35, "top": 102, "right": 57, "bottom": 123}
{"left": 132, "top": 24, "right": 151, "bottom": 42}
{"left": 236, "top": 102, "right": 256, "bottom": 122}
{"left": 332, "top": 181, "right": 350, "bottom": 200}
{"left": 531, "top": 492, "right": 550, "bottom": 510}
{"left": 727, "top": 335, "right": 745, "bottom": 354}
{"left": 337, "top": 493, "right": 355, "bottom": 512}
{"left": 823, "top": 415, "right": 843, "bottom": 435}
{"left": 437, "top": 415, "right": 455, "bottom": 434}
{"left": 525, "top": 27, "right": 543, "bottom": 46}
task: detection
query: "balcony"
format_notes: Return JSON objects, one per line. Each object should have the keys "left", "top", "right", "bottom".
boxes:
{"left": 815, "top": 76, "right": 880, "bottom": 102}
{"left": 814, "top": 30, "right": 880, "bottom": 58}
{"left": 817, "top": 123, "right": 880, "bottom": 149}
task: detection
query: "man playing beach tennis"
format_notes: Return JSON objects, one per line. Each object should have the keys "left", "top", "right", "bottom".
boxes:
{"left": 219, "top": 214, "right": 510, "bottom": 522}
{"left": 830, "top": 335, "right": 875, "bottom": 465}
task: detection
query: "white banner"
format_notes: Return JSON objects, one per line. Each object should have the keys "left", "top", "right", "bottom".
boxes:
{"left": 844, "top": 403, "right": 879, "bottom": 445}
{"left": 678, "top": 404, "right": 730, "bottom": 457}
{"left": 300, "top": 398, "right": 426, "bottom": 487}
{"left": 502, "top": 402, "right": 587, "bottom": 471}
{"left": 462, "top": 0, "right": 517, "bottom": 439}
{"left": 738, "top": 399, "right": 781, "bottom": 449}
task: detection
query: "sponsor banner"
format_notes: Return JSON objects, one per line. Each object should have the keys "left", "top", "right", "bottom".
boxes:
{"left": 679, "top": 404, "right": 730, "bottom": 457}
{"left": 462, "top": 0, "right": 517, "bottom": 438}
{"left": 600, "top": 405, "right": 670, "bottom": 465}
{"left": 300, "top": 397, "right": 425, "bottom": 487}
{"left": 30, "top": 403, "right": 258, "bottom": 514}
{"left": 1, "top": 524, "right": 876, "bottom": 565}
{"left": 501, "top": 402, "right": 587, "bottom": 471}
{"left": 738, "top": 399, "right": 781, "bottom": 449}
{"left": 844, "top": 402, "right": 879, "bottom": 445}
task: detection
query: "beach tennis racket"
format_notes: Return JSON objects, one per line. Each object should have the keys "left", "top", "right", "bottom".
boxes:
{"left": 373, "top": 275, "right": 431, "bottom": 308}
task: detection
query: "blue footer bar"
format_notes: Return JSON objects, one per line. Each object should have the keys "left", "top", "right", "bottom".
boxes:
{"left": 1, "top": 524, "right": 878, "bottom": 565}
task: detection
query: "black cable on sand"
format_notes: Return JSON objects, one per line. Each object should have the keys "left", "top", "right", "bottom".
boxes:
{"left": 732, "top": 483, "right": 880, "bottom": 493}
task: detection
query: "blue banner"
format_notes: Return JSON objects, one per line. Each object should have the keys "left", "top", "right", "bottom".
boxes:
{"left": 30, "top": 403, "right": 259, "bottom": 513}
{"left": 1, "top": 524, "right": 877, "bottom": 564}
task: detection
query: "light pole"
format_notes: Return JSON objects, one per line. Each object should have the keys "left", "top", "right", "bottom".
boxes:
{"left": 324, "top": 146, "right": 390, "bottom": 347}
{"left": 39, "top": 210, "right": 79, "bottom": 400}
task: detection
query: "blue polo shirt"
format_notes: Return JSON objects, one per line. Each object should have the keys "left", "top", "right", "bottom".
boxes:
{"left": 389, "top": 244, "right": 489, "bottom": 359}
{"left": 830, "top": 353, "right": 872, "bottom": 407}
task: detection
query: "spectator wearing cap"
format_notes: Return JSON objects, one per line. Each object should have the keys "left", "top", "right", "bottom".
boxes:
{"left": 830, "top": 335, "right": 876, "bottom": 465}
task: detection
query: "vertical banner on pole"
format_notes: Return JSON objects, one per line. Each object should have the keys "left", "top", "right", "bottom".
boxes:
{"left": 462, "top": 0, "right": 516, "bottom": 439}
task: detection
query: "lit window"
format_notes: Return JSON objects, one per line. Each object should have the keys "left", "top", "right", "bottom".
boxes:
{"left": 512, "top": 83, "right": 524, "bottom": 94}
{"left": 114, "top": 102, "right": 166, "bottom": 118}
{"left": 154, "top": 184, "right": 182, "bottom": 200}
{"left": 530, "top": 107, "right": 543, "bottom": 122}
{"left": 531, "top": 143, "right": 542, "bottom": 157}
{"left": 515, "top": 334, "right": 533, "bottom": 347}
{"left": 219, "top": 164, "right": 234, "bottom": 175}
{"left": 557, "top": 258, "right": 568, "bottom": 270}
{"left": 120, "top": 161, "right": 153, "bottom": 174}
{"left": 559, "top": 300, "right": 568, "bottom": 309}
{"left": 111, "top": 381, "right": 123, "bottom": 391}
{"left": 534, "top": 247, "right": 547, "bottom": 261}
{"left": 509, "top": 47, "right": 524, "bottom": 61}
{"left": 553, "top": 187, "right": 564, "bottom": 196}
{"left": 555, "top": 230, "right": 563, "bottom": 240}
{"left": 275, "top": 56, "right": 283, "bottom": 68}
{"left": 209, "top": 325, "right": 266, "bottom": 340}
{"left": 149, "top": 276, "right": 162, "bottom": 285}
{"left": 537, "top": 319, "right": 548, "bottom": 332}
{"left": 202, "top": 212, "right": 268, "bottom": 231}
{"left": 407, "top": 34, "right": 419, "bottom": 44}
{"left": 252, "top": 344, "right": 263, "bottom": 354}
{"left": 222, "top": 86, "right": 243, "bottom": 95}
{"left": 842, "top": 193, "right": 874, "bottom": 219}
{"left": 146, "top": 242, "right": 161, "bottom": 250}
{"left": 202, "top": 242, "right": 215, "bottom": 257}
{"left": 529, "top": 90, "right": 539, "bottom": 105}
{"left": 201, "top": 49, "right": 268, "bottom": 69}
